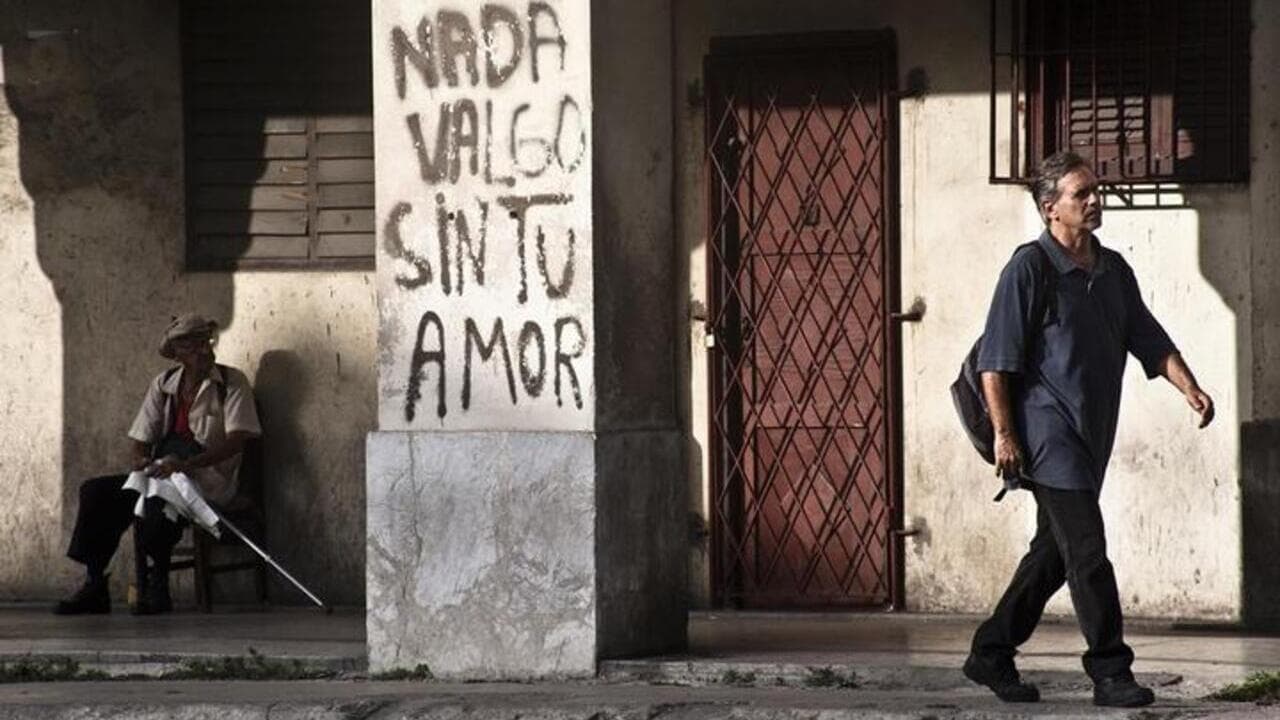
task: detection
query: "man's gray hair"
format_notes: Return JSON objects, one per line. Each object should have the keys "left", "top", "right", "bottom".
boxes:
{"left": 1030, "top": 151, "right": 1092, "bottom": 210}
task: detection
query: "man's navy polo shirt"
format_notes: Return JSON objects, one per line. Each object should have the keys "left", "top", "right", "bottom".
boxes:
{"left": 977, "top": 230, "right": 1177, "bottom": 491}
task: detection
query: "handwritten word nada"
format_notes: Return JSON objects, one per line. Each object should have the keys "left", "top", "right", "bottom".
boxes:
{"left": 391, "top": 3, "right": 566, "bottom": 95}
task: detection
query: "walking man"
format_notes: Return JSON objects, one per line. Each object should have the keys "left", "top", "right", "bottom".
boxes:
{"left": 963, "top": 151, "right": 1215, "bottom": 707}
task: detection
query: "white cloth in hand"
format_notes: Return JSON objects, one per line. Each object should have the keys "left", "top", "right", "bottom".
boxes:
{"left": 122, "top": 468, "right": 222, "bottom": 538}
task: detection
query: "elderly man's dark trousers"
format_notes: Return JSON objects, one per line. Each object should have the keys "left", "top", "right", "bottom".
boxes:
{"left": 971, "top": 484, "right": 1134, "bottom": 681}
{"left": 66, "top": 475, "right": 184, "bottom": 576}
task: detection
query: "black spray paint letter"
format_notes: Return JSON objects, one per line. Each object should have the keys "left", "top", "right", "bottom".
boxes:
{"left": 463, "top": 317, "right": 518, "bottom": 409}
{"left": 407, "top": 107, "right": 451, "bottom": 184}
{"left": 554, "top": 316, "right": 586, "bottom": 409}
{"left": 496, "top": 193, "right": 572, "bottom": 304}
{"left": 482, "top": 4, "right": 524, "bottom": 87}
{"left": 391, "top": 17, "right": 437, "bottom": 99}
{"left": 453, "top": 199, "right": 488, "bottom": 294}
{"left": 528, "top": 3, "right": 567, "bottom": 83}
{"left": 436, "top": 10, "right": 480, "bottom": 87}
{"left": 383, "top": 201, "right": 432, "bottom": 289}
{"left": 406, "top": 311, "right": 447, "bottom": 422}
{"left": 535, "top": 227, "right": 574, "bottom": 299}
{"left": 517, "top": 320, "right": 546, "bottom": 397}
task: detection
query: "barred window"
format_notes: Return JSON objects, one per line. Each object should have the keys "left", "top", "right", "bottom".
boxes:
{"left": 991, "top": 0, "right": 1250, "bottom": 185}
{"left": 182, "top": 0, "right": 374, "bottom": 270}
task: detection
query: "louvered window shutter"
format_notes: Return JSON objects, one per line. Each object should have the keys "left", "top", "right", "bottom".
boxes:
{"left": 183, "top": 0, "right": 374, "bottom": 270}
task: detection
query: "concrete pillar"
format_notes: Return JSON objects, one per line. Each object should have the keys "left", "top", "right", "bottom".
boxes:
{"left": 366, "top": 0, "right": 684, "bottom": 678}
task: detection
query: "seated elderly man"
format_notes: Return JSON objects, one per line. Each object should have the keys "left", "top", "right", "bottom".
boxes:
{"left": 54, "top": 313, "right": 262, "bottom": 615}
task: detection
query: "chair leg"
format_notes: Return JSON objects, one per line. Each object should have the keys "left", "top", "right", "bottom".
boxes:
{"left": 253, "top": 556, "right": 269, "bottom": 606}
{"left": 132, "top": 518, "right": 148, "bottom": 610}
{"left": 194, "top": 532, "right": 212, "bottom": 613}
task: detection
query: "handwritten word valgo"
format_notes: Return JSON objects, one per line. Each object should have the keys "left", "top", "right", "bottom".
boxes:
{"left": 405, "top": 95, "right": 585, "bottom": 186}
{"left": 405, "top": 311, "right": 586, "bottom": 421}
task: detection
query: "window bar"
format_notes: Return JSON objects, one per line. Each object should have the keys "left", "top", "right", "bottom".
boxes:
{"left": 1115, "top": 0, "right": 1126, "bottom": 179}
{"left": 1226, "top": 0, "right": 1236, "bottom": 180}
{"left": 1199, "top": 0, "right": 1209, "bottom": 180}
{"left": 1010, "top": 0, "right": 1021, "bottom": 179}
{"left": 1037, "top": 0, "right": 1046, "bottom": 173}
{"left": 1062, "top": 0, "right": 1071, "bottom": 167}
{"left": 1171, "top": 0, "right": 1182, "bottom": 177}
{"left": 1141, "top": 0, "right": 1151, "bottom": 180}
{"left": 1091, "top": 0, "right": 1099, "bottom": 177}
{"left": 990, "top": 0, "right": 1000, "bottom": 181}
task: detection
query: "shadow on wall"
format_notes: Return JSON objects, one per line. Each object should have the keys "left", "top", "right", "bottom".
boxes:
{"left": 1189, "top": 193, "right": 1280, "bottom": 630}
{"left": 0, "top": 3, "right": 246, "bottom": 597}
{"left": 252, "top": 349, "right": 318, "bottom": 602}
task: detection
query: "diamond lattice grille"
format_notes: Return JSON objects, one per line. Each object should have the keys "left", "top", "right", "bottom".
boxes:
{"left": 707, "top": 48, "right": 892, "bottom": 608}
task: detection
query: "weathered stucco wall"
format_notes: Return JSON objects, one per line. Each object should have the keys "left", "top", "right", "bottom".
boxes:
{"left": 0, "top": 1, "right": 374, "bottom": 605}
{"left": 677, "top": 0, "right": 1270, "bottom": 620}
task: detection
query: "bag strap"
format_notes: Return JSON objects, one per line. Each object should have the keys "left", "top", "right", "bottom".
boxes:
{"left": 1014, "top": 240, "right": 1057, "bottom": 333}
{"left": 991, "top": 241, "right": 1056, "bottom": 502}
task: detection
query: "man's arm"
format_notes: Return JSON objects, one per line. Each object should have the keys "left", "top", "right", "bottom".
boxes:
{"left": 1157, "top": 352, "right": 1215, "bottom": 428}
{"left": 148, "top": 431, "right": 257, "bottom": 477}
{"left": 982, "top": 371, "right": 1025, "bottom": 479}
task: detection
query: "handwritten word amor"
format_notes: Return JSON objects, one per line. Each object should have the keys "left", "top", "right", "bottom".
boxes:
{"left": 405, "top": 311, "right": 586, "bottom": 421}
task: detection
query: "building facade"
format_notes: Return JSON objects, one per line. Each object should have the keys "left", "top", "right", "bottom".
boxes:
{"left": 0, "top": 0, "right": 1277, "bottom": 678}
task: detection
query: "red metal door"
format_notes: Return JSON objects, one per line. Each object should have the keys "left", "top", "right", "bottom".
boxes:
{"left": 706, "top": 33, "right": 901, "bottom": 609}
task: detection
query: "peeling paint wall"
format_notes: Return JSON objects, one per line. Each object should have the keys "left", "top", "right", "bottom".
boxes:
{"left": 0, "top": 1, "right": 374, "bottom": 605}
{"left": 677, "top": 0, "right": 1273, "bottom": 620}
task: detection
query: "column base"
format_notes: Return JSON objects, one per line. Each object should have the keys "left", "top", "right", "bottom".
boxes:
{"left": 366, "top": 430, "right": 596, "bottom": 679}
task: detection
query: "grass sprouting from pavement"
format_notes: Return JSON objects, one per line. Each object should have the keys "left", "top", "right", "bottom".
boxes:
{"left": 1208, "top": 671, "right": 1280, "bottom": 702}
{"left": 718, "top": 668, "right": 757, "bottom": 687}
{"left": 0, "top": 656, "right": 108, "bottom": 682}
{"left": 802, "top": 666, "right": 858, "bottom": 689}
{"left": 160, "top": 647, "right": 337, "bottom": 680}
{"left": 371, "top": 663, "right": 434, "bottom": 681}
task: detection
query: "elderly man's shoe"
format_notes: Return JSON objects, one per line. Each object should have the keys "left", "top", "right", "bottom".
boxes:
{"left": 53, "top": 576, "right": 110, "bottom": 615}
{"left": 963, "top": 653, "right": 1040, "bottom": 703}
{"left": 1093, "top": 675, "right": 1155, "bottom": 707}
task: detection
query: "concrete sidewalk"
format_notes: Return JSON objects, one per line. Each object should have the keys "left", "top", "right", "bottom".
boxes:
{"left": 0, "top": 606, "right": 1277, "bottom": 717}
{"left": 0, "top": 678, "right": 1272, "bottom": 719}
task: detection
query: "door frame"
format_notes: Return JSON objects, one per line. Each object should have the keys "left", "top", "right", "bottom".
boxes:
{"left": 703, "top": 29, "right": 906, "bottom": 610}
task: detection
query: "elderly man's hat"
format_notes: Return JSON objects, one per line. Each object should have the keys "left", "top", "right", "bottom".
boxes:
{"left": 159, "top": 313, "right": 218, "bottom": 359}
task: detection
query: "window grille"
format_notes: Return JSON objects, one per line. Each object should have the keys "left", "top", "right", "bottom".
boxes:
{"left": 182, "top": 0, "right": 374, "bottom": 270}
{"left": 990, "top": 0, "right": 1249, "bottom": 186}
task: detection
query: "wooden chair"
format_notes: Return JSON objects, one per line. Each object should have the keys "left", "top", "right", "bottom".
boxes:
{"left": 133, "top": 433, "right": 268, "bottom": 612}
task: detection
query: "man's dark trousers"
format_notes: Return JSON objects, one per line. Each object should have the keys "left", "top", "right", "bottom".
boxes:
{"left": 66, "top": 475, "right": 185, "bottom": 576}
{"left": 971, "top": 483, "right": 1134, "bottom": 681}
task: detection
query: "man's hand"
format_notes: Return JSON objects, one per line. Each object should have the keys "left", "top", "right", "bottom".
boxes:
{"left": 146, "top": 457, "right": 187, "bottom": 478}
{"left": 993, "top": 428, "right": 1026, "bottom": 480}
{"left": 1186, "top": 387, "right": 1215, "bottom": 428}
{"left": 1158, "top": 353, "right": 1215, "bottom": 429}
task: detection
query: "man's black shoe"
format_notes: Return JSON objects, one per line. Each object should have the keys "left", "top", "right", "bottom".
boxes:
{"left": 1093, "top": 675, "right": 1155, "bottom": 707}
{"left": 53, "top": 576, "right": 110, "bottom": 615}
{"left": 963, "top": 654, "right": 1041, "bottom": 703}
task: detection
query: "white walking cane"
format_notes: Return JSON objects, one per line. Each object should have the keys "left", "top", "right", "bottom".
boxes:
{"left": 208, "top": 508, "right": 329, "bottom": 612}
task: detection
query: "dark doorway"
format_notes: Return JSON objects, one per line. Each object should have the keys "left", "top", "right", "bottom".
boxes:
{"left": 705, "top": 32, "right": 902, "bottom": 609}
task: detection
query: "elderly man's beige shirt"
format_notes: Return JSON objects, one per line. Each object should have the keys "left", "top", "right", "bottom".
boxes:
{"left": 128, "top": 364, "right": 261, "bottom": 506}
